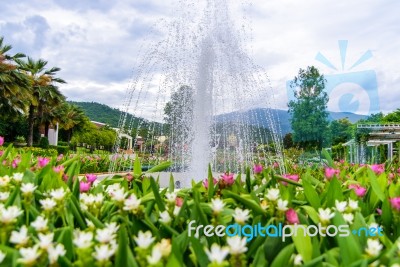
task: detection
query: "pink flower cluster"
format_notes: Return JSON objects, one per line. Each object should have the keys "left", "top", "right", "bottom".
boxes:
{"left": 203, "top": 173, "right": 235, "bottom": 189}
{"left": 390, "top": 197, "right": 400, "bottom": 211}
{"left": 253, "top": 164, "right": 263, "bottom": 174}
{"left": 281, "top": 174, "right": 299, "bottom": 185}
{"left": 79, "top": 173, "right": 98, "bottom": 192}
{"left": 348, "top": 184, "right": 367, "bottom": 197}
{"left": 38, "top": 157, "right": 50, "bottom": 168}
{"left": 285, "top": 208, "right": 299, "bottom": 224}
{"left": 370, "top": 164, "right": 385, "bottom": 175}
{"left": 325, "top": 168, "right": 340, "bottom": 179}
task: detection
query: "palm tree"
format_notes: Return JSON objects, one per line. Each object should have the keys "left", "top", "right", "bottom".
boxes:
{"left": 0, "top": 36, "right": 30, "bottom": 118}
{"left": 17, "top": 57, "right": 66, "bottom": 146}
{"left": 59, "top": 103, "right": 88, "bottom": 143}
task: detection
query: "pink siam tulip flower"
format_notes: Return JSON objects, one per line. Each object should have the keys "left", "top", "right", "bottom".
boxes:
{"left": 57, "top": 154, "right": 64, "bottom": 161}
{"left": 85, "top": 173, "right": 97, "bottom": 183}
{"left": 376, "top": 208, "right": 382, "bottom": 215}
{"left": 0, "top": 151, "right": 3, "bottom": 157}
{"left": 63, "top": 174, "right": 69, "bottom": 182}
{"left": 79, "top": 181, "right": 91, "bottom": 192}
{"left": 370, "top": 164, "right": 384, "bottom": 175}
{"left": 203, "top": 177, "right": 218, "bottom": 189}
{"left": 126, "top": 173, "right": 133, "bottom": 182}
{"left": 390, "top": 197, "right": 400, "bottom": 211}
{"left": 12, "top": 158, "right": 21, "bottom": 168}
{"left": 388, "top": 173, "right": 395, "bottom": 180}
{"left": 286, "top": 208, "right": 300, "bottom": 224}
{"left": 397, "top": 168, "right": 400, "bottom": 174}
{"left": 273, "top": 162, "right": 279, "bottom": 168}
{"left": 349, "top": 184, "right": 367, "bottom": 197}
{"left": 253, "top": 164, "right": 263, "bottom": 174}
{"left": 325, "top": 168, "right": 340, "bottom": 179}
{"left": 53, "top": 165, "right": 64, "bottom": 173}
{"left": 0, "top": 136, "right": 4, "bottom": 146}
{"left": 221, "top": 173, "right": 234, "bottom": 186}
{"left": 38, "top": 157, "right": 50, "bottom": 168}
{"left": 281, "top": 174, "right": 299, "bottom": 185}
{"left": 175, "top": 197, "right": 183, "bottom": 207}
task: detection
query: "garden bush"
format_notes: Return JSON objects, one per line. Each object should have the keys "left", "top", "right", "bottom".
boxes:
{"left": 39, "top": 137, "right": 50, "bottom": 149}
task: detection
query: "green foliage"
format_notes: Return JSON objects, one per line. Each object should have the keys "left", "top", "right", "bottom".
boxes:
{"left": 39, "top": 136, "right": 49, "bottom": 148}
{"left": 288, "top": 66, "right": 329, "bottom": 150}
{"left": 22, "top": 146, "right": 58, "bottom": 157}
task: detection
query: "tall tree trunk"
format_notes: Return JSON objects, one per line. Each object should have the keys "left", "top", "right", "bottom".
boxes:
{"left": 44, "top": 122, "right": 50, "bottom": 138}
{"left": 28, "top": 104, "right": 35, "bottom": 147}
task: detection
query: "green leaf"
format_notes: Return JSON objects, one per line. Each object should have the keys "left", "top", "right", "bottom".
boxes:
{"left": 150, "top": 177, "right": 165, "bottom": 211}
{"left": 324, "top": 178, "right": 344, "bottom": 207}
{"left": 169, "top": 173, "right": 174, "bottom": 192}
{"left": 246, "top": 166, "right": 251, "bottom": 193}
{"left": 321, "top": 148, "right": 334, "bottom": 167}
{"left": 301, "top": 206, "right": 320, "bottom": 224}
{"left": 207, "top": 164, "right": 214, "bottom": 200}
{"left": 302, "top": 179, "right": 321, "bottom": 209}
{"left": 146, "top": 161, "right": 171, "bottom": 173}
{"left": 332, "top": 212, "right": 362, "bottom": 266}
{"left": 270, "top": 244, "right": 295, "bottom": 267}
{"left": 84, "top": 210, "right": 105, "bottom": 228}
{"left": 367, "top": 169, "right": 385, "bottom": 202}
{"left": 115, "top": 224, "right": 128, "bottom": 267}
{"left": 291, "top": 225, "right": 313, "bottom": 262}
{"left": 134, "top": 156, "right": 142, "bottom": 177}
{"left": 222, "top": 190, "right": 266, "bottom": 216}
{"left": 189, "top": 237, "right": 208, "bottom": 267}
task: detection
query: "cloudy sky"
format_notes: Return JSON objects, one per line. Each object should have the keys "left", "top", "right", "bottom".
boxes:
{"left": 1, "top": 0, "right": 399, "bottom": 119}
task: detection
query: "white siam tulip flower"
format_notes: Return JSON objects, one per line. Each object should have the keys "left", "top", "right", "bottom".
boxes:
{"left": 204, "top": 243, "right": 229, "bottom": 264}
{"left": 38, "top": 233, "right": 54, "bottom": 250}
{"left": 293, "top": 254, "right": 303, "bottom": 266}
{"left": 134, "top": 231, "right": 155, "bottom": 249}
{"left": 226, "top": 236, "right": 247, "bottom": 254}
{"left": 92, "top": 244, "right": 116, "bottom": 262}
{"left": 109, "top": 188, "right": 127, "bottom": 203}
{"left": 156, "top": 239, "right": 171, "bottom": 257}
{"left": 21, "top": 183, "right": 37, "bottom": 196}
{"left": 343, "top": 213, "right": 354, "bottom": 224}
{"left": 0, "top": 192, "right": 9, "bottom": 202}
{"left": 365, "top": 239, "right": 383, "bottom": 257}
{"left": 159, "top": 211, "right": 171, "bottom": 224}
{"left": 348, "top": 199, "right": 359, "bottom": 211}
{"left": 0, "top": 206, "right": 23, "bottom": 224}
{"left": 73, "top": 230, "right": 93, "bottom": 249}
{"left": 147, "top": 245, "right": 163, "bottom": 264}
{"left": 210, "top": 198, "right": 225, "bottom": 214}
{"left": 123, "top": 194, "right": 141, "bottom": 212}
{"left": 39, "top": 198, "right": 57, "bottom": 211}
{"left": 266, "top": 188, "right": 280, "bottom": 201}
{"left": 318, "top": 208, "right": 335, "bottom": 224}
{"left": 0, "top": 250, "right": 5, "bottom": 264}
{"left": 96, "top": 228, "right": 116, "bottom": 244}
{"left": 12, "top": 173, "right": 24, "bottom": 183}
{"left": 0, "top": 175, "right": 10, "bottom": 187}
{"left": 80, "top": 193, "right": 95, "bottom": 206}
{"left": 48, "top": 244, "right": 66, "bottom": 264}
{"left": 94, "top": 193, "right": 104, "bottom": 205}
{"left": 31, "top": 215, "right": 48, "bottom": 232}
{"left": 335, "top": 200, "right": 347, "bottom": 212}
{"left": 10, "top": 226, "right": 29, "bottom": 246}
{"left": 18, "top": 245, "right": 41, "bottom": 265}
{"left": 277, "top": 199, "right": 289, "bottom": 212}
{"left": 104, "top": 222, "right": 119, "bottom": 235}
{"left": 233, "top": 208, "right": 250, "bottom": 224}
{"left": 165, "top": 192, "right": 177, "bottom": 203}
{"left": 85, "top": 219, "right": 95, "bottom": 229}
{"left": 49, "top": 188, "right": 67, "bottom": 201}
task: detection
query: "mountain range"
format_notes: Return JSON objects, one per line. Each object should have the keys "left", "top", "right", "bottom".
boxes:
{"left": 70, "top": 101, "right": 367, "bottom": 134}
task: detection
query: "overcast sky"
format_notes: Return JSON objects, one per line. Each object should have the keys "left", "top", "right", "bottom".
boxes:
{"left": 1, "top": 0, "right": 399, "bottom": 119}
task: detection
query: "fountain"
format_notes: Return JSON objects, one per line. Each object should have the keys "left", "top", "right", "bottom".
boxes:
{"left": 111, "top": 0, "right": 285, "bottom": 186}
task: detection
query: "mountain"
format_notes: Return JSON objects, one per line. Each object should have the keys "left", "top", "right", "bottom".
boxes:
{"left": 216, "top": 108, "right": 367, "bottom": 135}
{"left": 68, "top": 101, "right": 144, "bottom": 128}
{"left": 70, "top": 101, "right": 367, "bottom": 135}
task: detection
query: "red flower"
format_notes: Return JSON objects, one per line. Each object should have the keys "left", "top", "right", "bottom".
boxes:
{"left": 220, "top": 173, "right": 234, "bottom": 186}
{"left": 175, "top": 197, "right": 183, "bottom": 207}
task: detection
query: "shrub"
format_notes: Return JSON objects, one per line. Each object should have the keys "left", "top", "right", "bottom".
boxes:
{"left": 23, "top": 147, "right": 58, "bottom": 157}
{"left": 39, "top": 136, "right": 49, "bottom": 148}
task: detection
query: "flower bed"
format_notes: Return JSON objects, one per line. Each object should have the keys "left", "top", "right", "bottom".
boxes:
{"left": 0, "top": 139, "right": 400, "bottom": 266}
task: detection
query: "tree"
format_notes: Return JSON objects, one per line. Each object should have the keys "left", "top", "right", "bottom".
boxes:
{"left": 288, "top": 66, "right": 329, "bottom": 151}
{"left": 330, "top": 118, "right": 353, "bottom": 145}
{"left": 383, "top": 109, "right": 400, "bottom": 123}
{"left": 0, "top": 36, "right": 30, "bottom": 118}
{"left": 17, "top": 57, "right": 66, "bottom": 146}
{"left": 164, "top": 85, "right": 194, "bottom": 141}
{"left": 59, "top": 103, "right": 88, "bottom": 143}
